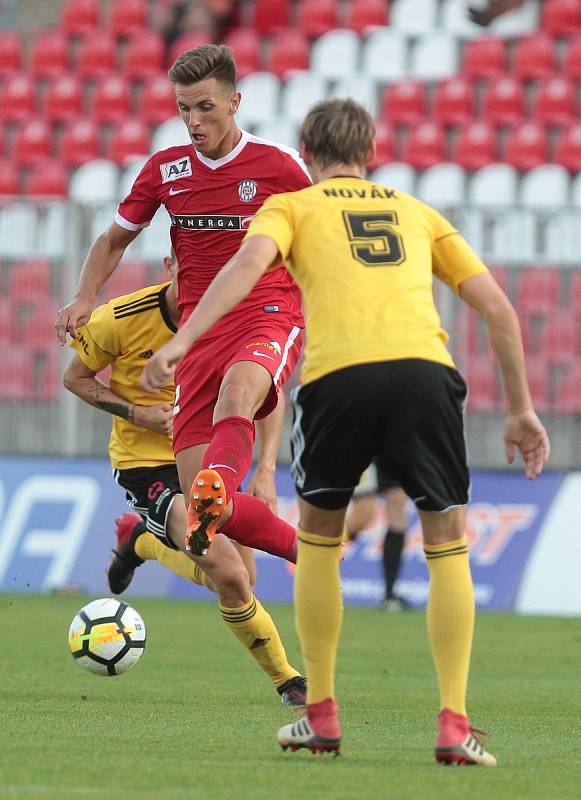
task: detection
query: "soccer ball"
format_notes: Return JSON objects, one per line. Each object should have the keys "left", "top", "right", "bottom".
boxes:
{"left": 68, "top": 598, "right": 146, "bottom": 677}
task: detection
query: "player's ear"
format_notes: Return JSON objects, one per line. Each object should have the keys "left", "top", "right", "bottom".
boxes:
{"left": 300, "top": 144, "right": 312, "bottom": 165}
{"left": 366, "top": 140, "right": 377, "bottom": 168}
{"left": 163, "top": 256, "right": 173, "bottom": 274}
{"left": 230, "top": 91, "right": 241, "bottom": 115}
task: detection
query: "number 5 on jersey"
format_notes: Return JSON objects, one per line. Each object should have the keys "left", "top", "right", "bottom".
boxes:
{"left": 342, "top": 211, "right": 406, "bottom": 267}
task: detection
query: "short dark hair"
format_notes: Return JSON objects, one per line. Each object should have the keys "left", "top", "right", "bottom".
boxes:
{"left": 300, "top": 99, "right": 375, "bottom": 168}
{"left": 168, "top": 44, "right": 236, "bottom": 89}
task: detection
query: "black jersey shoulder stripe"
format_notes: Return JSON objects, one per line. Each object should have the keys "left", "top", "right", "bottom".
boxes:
{"left": 113, "top": 290, "right": 160, "bottom": 314}
{"left": 113, "top": 301, "right": 161, "bottom": 320}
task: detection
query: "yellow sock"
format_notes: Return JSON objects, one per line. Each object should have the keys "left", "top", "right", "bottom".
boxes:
{"left": 424, "top": 536, "right": 474, "bottom": 716}
{"left": 295, "top": 529, "right": 343, "bottom": 704}
{"left": 219, "top": 595, "right": 300, "bottom": 689}
{"left": 135, "top": 532, "right": 208, "bottom": 588}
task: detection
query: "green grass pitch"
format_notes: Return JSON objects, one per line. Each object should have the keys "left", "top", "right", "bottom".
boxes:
{"left": 0, "top": 594, "right": 579, "bottom": 800}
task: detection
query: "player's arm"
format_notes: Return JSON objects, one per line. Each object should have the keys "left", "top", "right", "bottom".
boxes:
{"left": 247, "top": 394, "right": 286, "bottom": 513}
{"left": 63, "top": 354, "right": 173, "bottom": 437}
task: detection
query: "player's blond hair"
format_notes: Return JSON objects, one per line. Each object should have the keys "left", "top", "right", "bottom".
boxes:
{"left": 168, "top": 44, "right": 236, "bottom": 89}
{"left": 300, "top": 99, "right": 375, "bottom": 168}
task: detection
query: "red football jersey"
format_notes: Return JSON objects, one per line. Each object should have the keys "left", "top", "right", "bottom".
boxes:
{"left": 116, "top": 131, "right": 311, "bottom": 335}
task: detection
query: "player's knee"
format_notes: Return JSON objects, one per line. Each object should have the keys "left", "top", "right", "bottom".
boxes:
{"left": 207, "top": 558, "right": 251, "bottom": 604}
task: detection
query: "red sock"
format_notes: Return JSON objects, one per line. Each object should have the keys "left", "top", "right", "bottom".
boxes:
{"left": 201, "top": 416, "right": 255, "bottom": 502}
{"left": 219, "top": 492, "right": 297, "bottom": 563}
{"left": 437, "top": 708, "right": 469, "bottom": 747}
{"left": 307, "top": 698, "right": 341, "bottom": 739}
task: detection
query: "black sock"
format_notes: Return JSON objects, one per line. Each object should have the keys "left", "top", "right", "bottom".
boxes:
{"left": 382, "top": 528, "right": 406, "bottom": 598}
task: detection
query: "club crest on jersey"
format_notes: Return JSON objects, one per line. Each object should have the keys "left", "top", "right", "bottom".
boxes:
{"left": 238, "top": 179, "right": 258, "bottom": 202}
{"left": 160, "top": 156, "right": 192, "bottom": 183}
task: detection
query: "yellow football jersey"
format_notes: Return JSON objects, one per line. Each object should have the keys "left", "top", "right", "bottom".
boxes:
{"left": 69, "top": 282, "right": 177, "bottom": 469}
{"left": 245, "top": 177, "right": 488, "bottom": 385}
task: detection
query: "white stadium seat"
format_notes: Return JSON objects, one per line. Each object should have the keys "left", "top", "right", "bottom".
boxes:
{"left": 520, "top": 165, "right": 570, "bottom": 209}
{"left": 545, "top": 211, "right": 581, "bottom": 264}
{"left": 311, "top": 29, "right": 360, "bottom": 79}
{"left": 468, "top": 164, "right": 518, "bottom": 207}
{"left": 236, "top": 72, "right": 280, "bottom": 127}
{"left": 410, "top": 31, "right": 459, "bottom": 81}
{"left": 69, "top": 160, "right": 119, "bottom": 206}
{"left": 281, "top": 71, "right": 328, "bottom": 124}
{"left": 37, "top": 202, "right": 67, "bottom": 259}
{"left": 0, "top": 203, "right": 39, "bottom": 257}
{"left": 361, "top": 28, "right": 407, "bottom": 83}
{"left": 390, "top": 0, "right": 437, "bottom": 36}
{"left": 138, "top": 207, "right": 173, "bottom": 260}
{"left": 488, "top": 0, "right": 539, "bottom": 36}
{"left": 440, "top": 0, "right": 488, "bottom": 38}
{"left": 254, "top": 118, "right": 299, "bottom": 149}
{"left": 151, "top": 116, "right": 191, "bottom": 152}
{"left": 370, "top": 162, "right": 416, "bottom": 194}
{"left": 118, "top": 157, "right": 148, "bottom": 201}
{"left": 331, "top": 74, "right": 378, "bottom": 116}
{"left": 571, "top": 173, "right": 581, "bottom": 208}
{"left": 90, "top": 202, "right": 118, "bottom": 243}
{"left": 416, "top": 163, "right": 467, "bottom": 209}
{"left": 490, "top": 209, "right": 536, "bottom": 263}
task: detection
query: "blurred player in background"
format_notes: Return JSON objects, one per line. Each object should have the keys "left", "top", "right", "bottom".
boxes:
{"left": 146, "top": 98, "right": 550, "bottom": 765}
{"left": 345, "top": 461, "right": 410, "bottom": 611}
{"left": 468, "top": 0, "right": 527, "bottom": 26}
{"left": 62, "top": 252, "right": 305, "bottom": 708}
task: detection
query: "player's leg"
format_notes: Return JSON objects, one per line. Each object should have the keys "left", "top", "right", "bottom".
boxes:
{"left": 380, "top": 484, "right": 409, "bottom": 610}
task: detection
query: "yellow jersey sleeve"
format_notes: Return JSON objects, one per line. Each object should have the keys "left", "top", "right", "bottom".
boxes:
{"left": 68, "top": 303, "right": 120, "bottom": 373}
{"left": 244, "top": 193, "right": 295, "bottom": 262}
{"left": 429, "top": 207, "right": 488, "bottom": 293}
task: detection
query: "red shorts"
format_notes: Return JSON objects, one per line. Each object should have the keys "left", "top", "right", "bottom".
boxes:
{"left": 172, "top": 316, "right": 303, "bottom": 454}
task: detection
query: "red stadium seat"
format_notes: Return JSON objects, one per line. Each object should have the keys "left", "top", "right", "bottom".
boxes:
{"left": 0, "top": 159, "right": 19, "bottom": 195}
{"left": 99, "top": 260, "right": 149, "bottom": 301}
{"left": 18, "top": 305, "right": 60, "bottom": 348}
{"left": 266, "top": 29, "right": 309, "bottom": 78}
{"left": 297, "top": 0, "right": 340, "bottom": 38}
{"left": 504, "top": 122, "right": 549, "bottom": 171}
{"left": 432, "top": 77, "right": 475, "bottom": 126}
{"left": 517, "top": 268, "right": 560, "bottom": 313}
{"left": 251, "top": 0, "right": 291, "bottom": 35}
{"left": 60, "top": 0, "right": 100, "bottom": 35}
{"left": 401, "top": 121, "right": 446, "bottom": 170}
{"left": 25, "top": 160, "right": 69, "bottom": 198}
{"left": 466, "top": 355, "right": 500, "bottom": 412}
{"left": 0, "top": 346, "right": 35, "bottom": 400}
{"left": 538, "top": 313, "right": 576, "bottom": 364}
{"left": 0, "top": 73, "right": 35, "bottom": 122}
{"left": 381, "top": 79, "right": 427, "bottom": 126}
{"left": 461, "top": 36, "right": 507, "bottom": 80}
{"left": 90, "top": 75, "right": 131, "bottom": 123}
{"left": 533, "top": 76, "right": 577, "bottom": 127}
{"left": 368, "top": 121, "right": 395, "bottom": 170}
{"left": 166, "top": 32, "right": 212, "bottom": 69}
{"left": 482, "top": 75, "right": 525, "bottom": 126}
{"left": 13, "top": 119, "right": 53, "bottom": 167}
{"left": 345, "top": 0, "right": 389, "bottom": 33}
{"left": 108, "top": 0, "right": 148, "bottom": 36}
{"left": 107, "top": 119, "right": 150, "bottom": 165}
{"left": 568, "top": 270, "right": 581, "bottom": 311}
{"left": 77, "top": 31, "right": 117, "bottom": 78}
{"left": 123, "top": 31, "right": 165, "bottom": 79}
{"left": 10, "top": 259, "right": 52, "bottom": 301}
{"left": 554, "top": 123, "right": 581, "bottom": 171}
{"left": 0, "top": 299, "right": 13, "bottom": 341}
{"left": 224, "top": 29, "right": 261, "bottom": 79}
{"left": 563, "top": 32, "right": 581, "bottom": 78}
{"left": 541, "top": 0, "right": 581, "bottom": 35}
{"left": 29, "top": 29, "right": 70, "bottom": 78}
{"left": 36, "top": 347, "right": 61, "bottom": 400}
{"left": 44, "top": 74, "right": 83, "bottom": 123}
{"left": 556, "top": 365, "right": 581, "bottom": 413}
{"left": 138, "top": 74, "right": 177, "bottom": 124}
{"left": 490, "top": 265, "right": 509, "bottom": 293}
{"left": 525, "top": 357, "right": 551, "bottom": 412}
{"left": 452, "top": 121, "right": 497, "bottom": 170}
{"left": 0, "top": 32, "right": 23, "bottom": 74}
{"left": 512, "top": 33, "right": 557, "bottom": 80}
{"left": 61, "top": 118, "right": 101, "bottom": 167}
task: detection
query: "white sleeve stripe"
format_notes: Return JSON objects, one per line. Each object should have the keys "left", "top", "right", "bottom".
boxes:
{"left": 115, "top": 210, "right": 151, "bottom": 231}
{"left": 245, "top": 133, "right": 312, "bottom": 181}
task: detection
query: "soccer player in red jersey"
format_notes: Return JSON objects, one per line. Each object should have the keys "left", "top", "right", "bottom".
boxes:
{"left": 56, "top": 45, "right": 307, "bottom": 566}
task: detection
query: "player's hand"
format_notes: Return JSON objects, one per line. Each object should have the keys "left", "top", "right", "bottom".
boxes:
{"left": 133, "top": 403, "right": 174, "bottom": 437}
{"left": 140, "top": 340, "right": 187, "bottom": 393}
{"left": 246, "top": 465, "right": 278, "bottom": 514}
{"left": 504, "top": 409, "right": 550, "bottom": 479}
{"left": 55, "top": 297, "right": 95, "bottom": 345}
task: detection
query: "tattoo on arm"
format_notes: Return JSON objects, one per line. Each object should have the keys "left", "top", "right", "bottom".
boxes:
{"left": 95, "top": 400, "right": 134, "bottom": 421}
{"left": 87, "top": 381, "right": 134, "bottom": 422}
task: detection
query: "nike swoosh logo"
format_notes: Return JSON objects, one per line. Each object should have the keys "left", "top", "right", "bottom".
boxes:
{"left": 252, "top": 351, "right": 274, "bottom": 359}
{"left": 168, "top": 187, "right": 191, "bottom": 195}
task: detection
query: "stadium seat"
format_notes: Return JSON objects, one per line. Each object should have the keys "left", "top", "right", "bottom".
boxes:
{"left": 482, "top": 75, "right": 525, "bottom": 126}
{"left": 18, "top": 305, "right": 59, "bottom": 349}
{"left": 61, "top": 118, "right": 101, "bottom": 167}
{"left": 254, "top": 118, "right": 299, "bottom": 148}
{"left": 569, "top": 270, "right": 581, "bottom": 311}
{"left": 539, "top": 313, "right": 576, "bottom": 364}
{"left": 311, "top": 29, "right": 360, "bottom": 78}
{"left": 108, "top": 0, "right": 148, "bottom": 36}
{"left": 466, "top": 355, "right": 500, "bottom": 412}
{"left": 0, "top": 298, "right": 12, "bottom": 341}
{"left": 36, "top": 201, "right": 67, "bottom": 259}
{"left": 138, "top": 74, "right": 177, "bottom": 125}
{"left": 69, "top": 159, "right": 119, "bottom": 206}
{"left": 491, "top": 209, "right": 536, "bottom": 262}
{"left": 461, "top": 36, "right": 507, "bottom": 80}
{"left": 345, "top": 0, "right": 389, "bottom": 33}
{"left": 545, "top": 209, "right": 581, "bottom": 263}
{"left": 0, "top": 346, "right": 35, "bottom": 400}
{"left": 524, "top": 357, "right": 552, "bottom": 412}
{"left": 166, "top": 31, "right": 212, "bottom": 68}
{"left": 0, "top": 31, "right": 23, "bottom": 74}
{"left": 468, "top": 164, "right": 518, "bottom": 206}
{"left": 381, "top": 79, "right": 427, "bottom": 126}
{"left": 453, "top": 121, "right": 497, "bottom": 170}
{"left": 44, "top": 74, "right": 83, "bottom": 123}
{"left": 0, "top": 73, "right": 35, "bottom": 122}
{"left": 237, "top": 72, "right": 280, "bottom": 127}
{"left": 410, "top": 31, "right": 459, "bottom": 81}
{"left": 60, "top": 0, "right": 100, "bottom": 36}
{"left": 297, "top": 0, "right": 340, "bottom": 37}
{"left": 250, "top": 0, "right": 291, "bottom": 35}
{"left": 556, "top": 123, "right": 581, "bottom": 172}
{"left": 90, "top": 75, "right": 131, "bottom": 124}
{"left": 512, "top": 32, "right": 557, "bottom": 80}
{"left": 29, "top": 29, "right": 70, "bottom": 78}
{"left": 390, "top": 0, "right": 437, "bottom": 35}
{"left": 0, "top": 159, "right": 19, "bottom": 195}
{"left": 361, "top": 28, "right": 407, "bottom": 83}
{"left": 266, "top": 29, "right": 310, "bottom": 78}
{"left": 117, "top": 158, "right": 146, "bottom": 201}
{"left": 489, "top": 0, "right": 540, "bottom": 36}
{"left": 9, "top": 258, "right": 51, "bottom": 301}
{"left": 25, "top": 160, "right": 68, "bottom": 198}
{"left": 151, "top": 117, "right": 191, "bottom": 151}
{"left": 432, "top": 77, "right": 475, "bottom": 126}
{"left": 563, "top": 32, "right": 581, "bottom": 78}
{"left": 401, "top": 121, "right": 446, "bottom": 170}
{"left": 280, "top": 72, "right": 327, "bottom": 124}
{"left": 541, "top": 0, "right": 581, "bottom": 35}
{"left": 371, "top": 163, "right": 416, "bottom": 195}
{"left": 416, "top": 163, "right": 467, "bottom": 209}
{"left": 107, "top": 119, "right": 151, "bottom": 165}
{"left": 533, "top": 76, "right": 577, "bottom": 127}
{"left": 123, "top": 31, "right": 165, "bottom": 79}
{"left": 367, "top": 121, "right": 395, "bottom": 170}
{"left": 13, "top": 120, "right": 53, "bottom": 167}
{"left": 332, "top": 75, "right": 378, "bottom": 116}
{"left": 517, "top": 267, "right": 561, "bottom": 313}
{"left": 556, "top": 365, "right": 581, "bottom": 414}
{"left": 520, "top": 164, "right": 570, "bottom": 208}
{"left": 77, "top": 30, "right": 117, "bottom": 78}
{"left": 224, "top": 29, "right": 261, "bottom": 79}
{"left": 440, "top": 0, "right": 492, "bottom": 37}
{"left": 99, "top": 259, "right": 149, "bottom": 300}
{"left": 504, "top": 121, "right": 549, "bottom": 171}
{"left": 571, "top": 172, "right": 581, "bottom": 206}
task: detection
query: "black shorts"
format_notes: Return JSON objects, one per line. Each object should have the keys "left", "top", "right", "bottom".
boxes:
{"left": 352, "top": 461, "right": 401, "bottom": 498}
{"left": 290, "top": 359, "right": 469, "bottom": 512}
{"left": 114, "top": 463, "right": 181, "bottom": 548}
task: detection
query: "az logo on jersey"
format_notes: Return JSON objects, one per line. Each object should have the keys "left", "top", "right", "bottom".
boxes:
{"left": 238, "top": 179, "right": 258, "bottom": 202}
{"left": 160, "top": 156, "right": 192, "bottom": 183}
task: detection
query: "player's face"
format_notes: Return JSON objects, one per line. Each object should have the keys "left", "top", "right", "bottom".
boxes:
{"left": 175, "top": 78, "right": 240, "bottom": 159}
